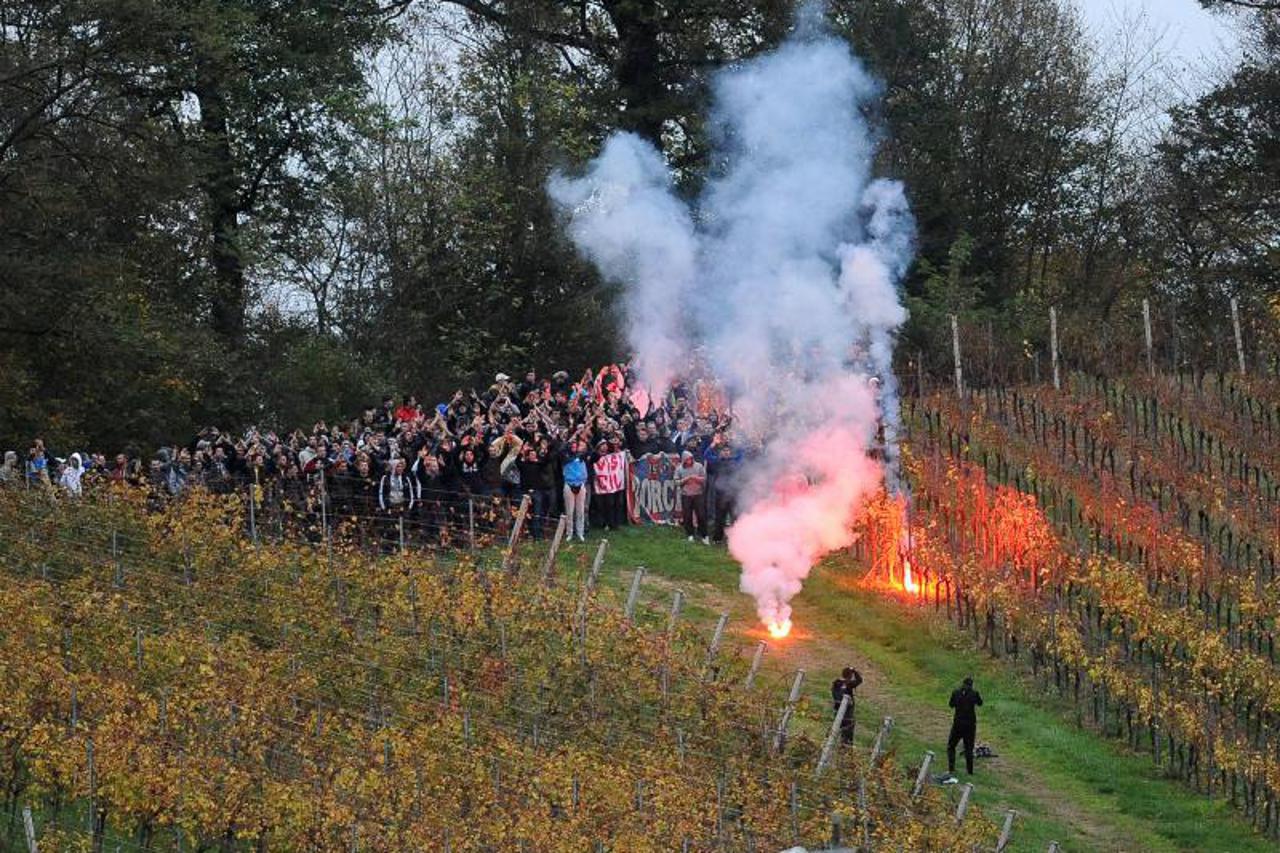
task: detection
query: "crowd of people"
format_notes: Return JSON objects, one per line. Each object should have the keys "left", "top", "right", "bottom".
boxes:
{"left": 2, "top": 363, "right": 750, "bottom": 547}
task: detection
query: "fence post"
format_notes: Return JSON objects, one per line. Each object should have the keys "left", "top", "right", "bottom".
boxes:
{"left": 247, "top": 484, "right": 258, "bottom": 545}
{"left": 111, "top": 529, "right": 123, "bottom": 588}
{"left": 745, "top": 640, "right": 767, "bottom": 688}
{"left": 996, "top": 809, "right": 1017, "bottom": 852}
{"left": 503, "top": 494, "right": 532, "bottom": 574}
{"left": 22, "top": 805, "right": 37, "bottom": 853}
{"left": 702, "top": 611, "right": 729, "bottom": 681}
{"left": 319, "top": 467, "right": 329, "bottom": 542}
{"left": 912, "top": 750, "right": 935, "bottom": 798}
{"left": 870, "top": 716, "right": 894, "bottom": 763}
{"left": 468, "top": 498, "right": 476, "bottom": 550}
{"left": 815, "top": 694, "right": 850, "bottom": 775}
{"left": 574, "top": 539, "right": 609, "bottom": 641}
{"left": 398, "top": 515, "right": 406, "bottom": 554}
{"left": 951, "top": 314, "right": 964, "bottom": 396}
{"left": 86, "top": 737, "right": 96, "bottom": 833}
{"left": 667, "top": 589, "right": 684, "bottom": 636}
{"left": 541, "top": 515, "right": 568, "bottom": 585}
{"left": 955, "top": 782, "right": 974, "bottom": 824}
{"left": 624, "top": 567, "right": 646, "bottom": 620}
{"left": 1143, "top": 298, "right": 1154, "bottom": 377}
{"left": 1050, "top": 306, "right": 1060, "bottom": 391}
{"left": 1231, "top": 296, "right": 1246, "bottom": 375}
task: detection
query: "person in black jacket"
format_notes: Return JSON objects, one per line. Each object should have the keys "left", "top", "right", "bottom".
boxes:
{"left": 947, "top": 677, "right": 984, "bottom": 775}
{"left": 831, "top": 666, "right": 863, "bottom": 744}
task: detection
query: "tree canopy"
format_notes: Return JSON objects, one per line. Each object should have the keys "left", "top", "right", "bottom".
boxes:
{"left": 2, "top": 0, "right": 1277, "bottom": 449}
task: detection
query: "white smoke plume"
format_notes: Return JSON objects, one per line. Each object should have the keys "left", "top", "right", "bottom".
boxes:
{"left": 549, "top": 3, "right": 914, "bottom": 631}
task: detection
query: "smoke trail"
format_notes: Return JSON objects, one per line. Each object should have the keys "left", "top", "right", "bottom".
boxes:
{"left": 550, "top": 5, "right": 914, "bottom": 631}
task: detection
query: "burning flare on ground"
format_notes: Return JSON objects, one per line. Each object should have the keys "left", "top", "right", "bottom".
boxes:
{"left": 767, "top": 617, "right": 793, "bottom": 639}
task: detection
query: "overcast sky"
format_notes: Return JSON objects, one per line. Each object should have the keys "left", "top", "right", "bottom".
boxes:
{"left": 1074, "top": 0, "right": 1244, "bottom": 85}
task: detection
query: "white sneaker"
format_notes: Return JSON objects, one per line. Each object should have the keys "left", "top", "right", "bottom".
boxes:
{"left": 701, "top": 537, "right": 711, "bottom": 545}
{"left": 688, "top": 535, "right": 695, "bottom": 542}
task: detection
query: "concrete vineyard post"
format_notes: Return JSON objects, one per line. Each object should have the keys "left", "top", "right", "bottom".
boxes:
{"left": 1143, "top": 298, "right": 1154, "bottom": 377}
{"left": 745, "top": 640, "right": 767, "bottom": 688}
{"left": 955, "top": 783, "right": 973, "bottom": 824}
{"left": 815, "top": 694, "right": 850, "bottom": 775}
{"left": 870, "top": 716, "right": 893, "bottom": 763}
{"left": 1050, "top": 306, "right": 1060, "bottom": 391}
{"left": 773, "top": 672, "right": 805, "bottom": 755}
{"left": 503, "top": 494, "right": 531, "bottom": 573}
{"left": 624, "top": 567, "right": 646, "bottom": 620}
{"left": 996, "top": 809, "right": 1017, "bottom": 851}
{"left": 702, "top": 611, "right": 729, "bottom": 681}
{"left": 541, "top": 515, "right": 568, "bottom": 585}
{"left": 912, "top": 750, "right": 934, "bottom": 798}
{"left": 1231, "top": 297, "right": 1246, "bottom": 376}
{"left": 667, "top": 589, "right": 683, "bottom": 636}
{"left": 22, "top": 805, "right": 37, "bottom": 853}
{"left": 468, "top": 498, "right": 475, "bottom": 550}
{"left": 951, "top": 314, "right": 963, "bottom": 396}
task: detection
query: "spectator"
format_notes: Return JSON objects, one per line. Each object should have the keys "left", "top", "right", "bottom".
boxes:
{"left": 831, "top": 665, "right": 863, "bottom": 744}
{"left": 518, "top": 442, "right": 555, "bottom": 539}
{"left": 378, "top": 457, "right": 416, "bottom": 549}
{"left": 705, "top": 434, "right": 743, "bottom": 544}
{"left": 0, "top": 451, "right": 20, "bottom": 486}
{"left": 946, "top": 677, "right": 984, "bottom": 777}
{"left": 561, "top": 439, "right": 590, "bottom": 542}
{"left": 60, "top": 452, "right": 85, "bottom": 495}
{"left": 673, "top": 451, "right": 707, "bottom": 543}
{"left": 26, "top": 441, "right": 50, "bottom": 488}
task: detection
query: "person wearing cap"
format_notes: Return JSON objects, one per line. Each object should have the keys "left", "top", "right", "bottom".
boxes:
{"left": 673, "top": 450, "right": 707, "bottom": 543}
{"left": 947, "top": 676, "right": 984, "bottom": 776}
{"left": 832, "top": 666, "right": 863, "bottom": 744}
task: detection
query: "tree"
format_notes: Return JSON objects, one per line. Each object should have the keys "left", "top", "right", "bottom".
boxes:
{"left": 1149, "top": 10, "right": 1279, "bottom": 367}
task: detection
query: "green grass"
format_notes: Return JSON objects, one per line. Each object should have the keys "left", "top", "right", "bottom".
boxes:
{"left": 557, "top": 525, "right": 1274, "bottom": 853}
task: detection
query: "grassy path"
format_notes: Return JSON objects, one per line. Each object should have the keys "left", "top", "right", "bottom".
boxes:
{"left": 557, "top": 526, "right": 1273, "bottom": 853}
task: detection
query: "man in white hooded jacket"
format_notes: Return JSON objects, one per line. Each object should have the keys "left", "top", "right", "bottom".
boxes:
{"left": 60, "top": 453, "right": 84, "bottom": 496}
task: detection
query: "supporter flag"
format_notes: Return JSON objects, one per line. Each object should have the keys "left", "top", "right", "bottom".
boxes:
{"left": 592, "top": 451, "right": 627, "bottom": 494}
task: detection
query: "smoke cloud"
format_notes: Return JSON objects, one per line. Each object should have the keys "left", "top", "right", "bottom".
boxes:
{"left": 549, "top": 5, "right": 914, "bottom": 631}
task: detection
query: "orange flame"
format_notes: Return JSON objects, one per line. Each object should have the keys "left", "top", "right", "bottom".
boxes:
{"left": 902, "top": 560, "right": 919, "bottom": 594}
{"left": 766, "top": 618, "right": 793, "bottom": 639}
